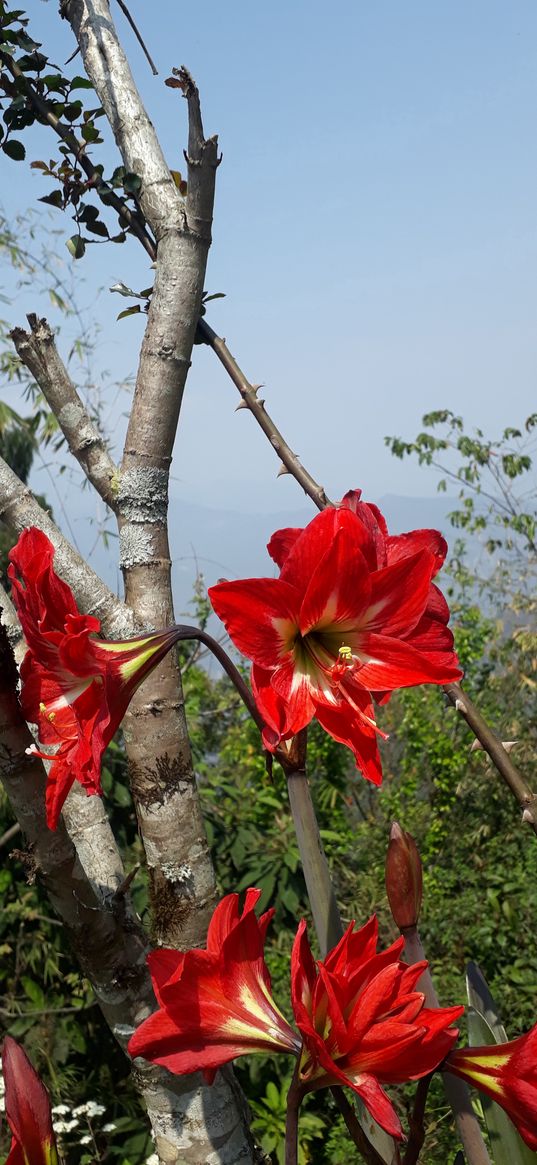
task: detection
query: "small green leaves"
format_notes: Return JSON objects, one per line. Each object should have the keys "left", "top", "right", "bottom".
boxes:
{"left": 66, "top": 234, "right": 86, "bottom": 259}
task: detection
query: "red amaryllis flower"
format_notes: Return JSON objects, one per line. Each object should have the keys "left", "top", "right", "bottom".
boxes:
{"left": 128, "top": 889, "right": 300, "bottom": 1078}
{"left": 2, "top": 1036, "right": 59, "bottom": 1165}
{"left": 209, "top": 489, "right": 461, "bottom": 783}
{"left": 291, "top": 915, "right": 463, "bottom": 1139}
{"left": 8, "top": 527, "right": 182, "bottom": 829}
{"left": 446, "top": 1025, "right": 537, "bottom": 1149}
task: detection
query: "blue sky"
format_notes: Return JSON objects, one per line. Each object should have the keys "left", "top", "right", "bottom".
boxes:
{"left": 1, "top": 1, "right": 536, "bottom": 532}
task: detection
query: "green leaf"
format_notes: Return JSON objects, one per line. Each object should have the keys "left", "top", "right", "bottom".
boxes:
{"left": 66, "top": 234, "right": 86, "bottom": 259}
{"left": 81, "top": 122, "right": 101, "bottom": 143}
{"left": 2, "top": 138, "right": 25, "bottom": 160}
{"left": 21, "top": 976, "right": 45, "bottom": 1006}
{"left": 39, "top": 190, "right": 63, "bottom": 208}
{"left": 69, "top": 75, "right": 94, "bottom": 90}
{"left": 117, "top": 305, "right": 141, "bottom": 321}
{"left": 85, "top": 218, "right": 109, "bottom": 237}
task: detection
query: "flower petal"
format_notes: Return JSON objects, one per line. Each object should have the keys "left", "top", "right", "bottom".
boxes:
{"left": 387, "top": 529, "right": 447, "bottom": 576}
{"left": 251, "top": 664, "right": 315, "bottom": 748}
{"left": 313, "top": 699, "right": 384, "bottom": 785}
{"left": 361, "top": 551, "right": 436, "bottom": 637}
{"left": 209, "top": 578, "right": 300, "bottom": 666}
{"left": 352, "top": 632, "right": 463, "bottom": 689}
{"left": 299, "top": 528, "right": 372, "bottom": 636}
{"left": 266, "top": 527, "right": 302, "bottom": 568}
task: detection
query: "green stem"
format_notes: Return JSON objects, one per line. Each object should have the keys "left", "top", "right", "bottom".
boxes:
{"left": 403, "top": 1074, "right": 433, "bottom": 1165}
{"left": 285, "top": 1062, "right": 303, "bottom": 1165}
{"left": 331, "top": 1088, "right": 397, "bottom": 1164}
{"left": 285, "top": 760, "right": 343, "bottom": 958}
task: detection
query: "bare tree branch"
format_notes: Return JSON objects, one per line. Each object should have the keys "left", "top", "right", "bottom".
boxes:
{"left": 10, "top": 315, "right": 118, "bottom": 509}
{"left": 197, "top": 319, "right": 331, "bottom": 510}
{"left": 445, "top": 681, "right": 537, "bottom": 833}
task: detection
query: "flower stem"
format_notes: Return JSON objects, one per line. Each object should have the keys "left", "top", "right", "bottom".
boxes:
{"left": 285, "top": 1062, "right": 304, "bottom": 1165}
{"left": 403, "top": 926, "right": 491, "bottom": 1165}
{"left": 331, "top": 1088, "right": 399, "bottom": 1164}
{"left": 403, "top": 1074, "right": 433, "bottom": 1165}
{"left": 282, "top": 731, "right": 343, "bottom": 958}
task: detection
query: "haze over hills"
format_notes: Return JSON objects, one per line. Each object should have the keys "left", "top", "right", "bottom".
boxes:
{"left": 168, "top": 492, "right": 459, "bottom": 618}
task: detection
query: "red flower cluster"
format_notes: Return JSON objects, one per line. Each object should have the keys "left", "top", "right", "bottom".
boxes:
{"left": 1, "top": 1037, "right": 58, "bottom": 1165}
{"left": 209, "top": 490, "right": 461, "bottom": 783}
{"left": 9, "top": 528, "right": 181, "bottom": 828}
{"left": 129, "top": 890, "right": 463, "bottom": 1140}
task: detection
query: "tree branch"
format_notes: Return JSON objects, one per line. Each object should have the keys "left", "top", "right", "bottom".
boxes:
{"left": 197, "top": 318, "right": 331, "bottom": 510}
{"left": 62, "top": 0, "right": 186, "bottom": 239}
{"left": 9, "top": 315, "right": 118, "bottom": 509}
{"left": 444, "top": 681, "right": 537, "bottom": 835}
{"left": 58, "top": 6, "right": 254, "bottom": 1157}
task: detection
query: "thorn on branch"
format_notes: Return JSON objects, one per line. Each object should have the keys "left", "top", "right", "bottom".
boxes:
{"left": 471, "top": 739, "right": 518, "bottom": 753}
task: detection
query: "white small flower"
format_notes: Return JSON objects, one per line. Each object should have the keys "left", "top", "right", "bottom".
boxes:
{"left": 51, "top": 1104, "right": 70, "bottom": 1116}
{"left": 145, "top": 1154, "right": 159, "bottom": 1165}
{"left": 73, "top": 1104, "right": 89, "bottom": 1116}
{"left": 0, "top": 1096, "right": 5, "bottom": 1113}
{"left": 103, "top": 1122, "right": 116, "bottom": 1133}
{"left": 85, "top": 1101, "right": 105, "bottom": 1118}
{"left": 53, "top": 1119, "right": 79, "bottom": 1134}
{"left": 79, "top": 1134, "right": 92, "bottom": 1145}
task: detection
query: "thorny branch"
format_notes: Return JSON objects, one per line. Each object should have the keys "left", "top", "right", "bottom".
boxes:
{"left": 197, "top": 318, "right": 331, "bottom": 511}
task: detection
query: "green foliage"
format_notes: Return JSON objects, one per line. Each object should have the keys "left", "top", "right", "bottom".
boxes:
{"left": 0, "top": 5, "right": 140, "bottom": 255}
{"left": 250, "top": 1077, "right": 325, "bottom": 1165}
{"left": 386, "top": 410, "right": 537, "bottom": 598}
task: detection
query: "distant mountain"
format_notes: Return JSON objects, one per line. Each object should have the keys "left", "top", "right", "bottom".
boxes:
{"left": 167, "top": 492, "right": 457, "bottom": 617}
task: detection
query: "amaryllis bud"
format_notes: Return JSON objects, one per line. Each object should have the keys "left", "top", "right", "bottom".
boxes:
{"left": 2, "top": 1036, "right": 59, "bottom": 1165}
{"left": 385, "top": 821, "right": 423, "bottom": 929}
